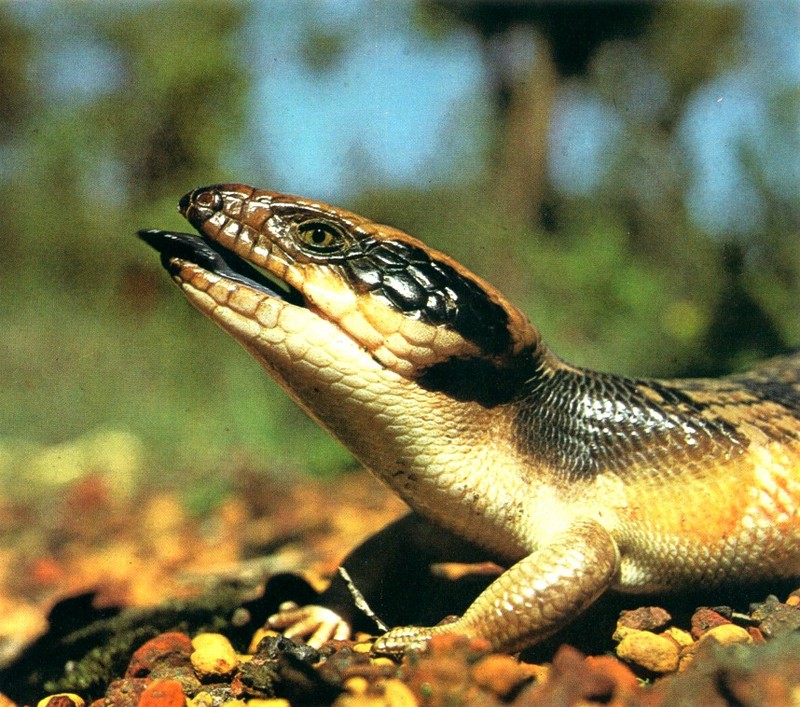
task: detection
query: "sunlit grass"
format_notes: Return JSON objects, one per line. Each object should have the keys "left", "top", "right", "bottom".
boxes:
{"left": 1, "top": 274, "right": 350, "bottom": 490}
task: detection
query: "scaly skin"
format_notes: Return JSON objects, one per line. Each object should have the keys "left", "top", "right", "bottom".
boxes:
{"left": 139, "top": 183, "right": 800, "bottom": 655}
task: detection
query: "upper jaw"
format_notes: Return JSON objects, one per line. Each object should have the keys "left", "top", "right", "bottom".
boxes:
{"left": 137, "top": 228, "right": 304, "bottom": 306}
{"left": 179, "top": 183, "right": 278, "bottom": 238}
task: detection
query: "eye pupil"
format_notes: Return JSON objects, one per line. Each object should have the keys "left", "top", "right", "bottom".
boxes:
{"left": 298, "top": 221, "right": 345, "bottom": 253}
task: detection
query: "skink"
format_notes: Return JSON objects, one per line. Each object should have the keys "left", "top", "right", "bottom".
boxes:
{"left": 140, "top": 183, "right": 800, "bottom": 655}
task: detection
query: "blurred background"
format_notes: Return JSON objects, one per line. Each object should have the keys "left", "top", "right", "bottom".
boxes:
{"left": 1, "top": 0, "right": 798, "bottom": 498}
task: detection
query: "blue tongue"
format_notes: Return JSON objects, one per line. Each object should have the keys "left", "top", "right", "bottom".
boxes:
{"left": 137, "top": 229, "right": 303, "bottom": 306}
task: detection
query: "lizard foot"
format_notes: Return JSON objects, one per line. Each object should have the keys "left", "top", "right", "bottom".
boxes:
{"left": 267, "top": 601, "right": 351, "bottom": 648}
{"left": 371, "top": 625, "right": 439, "bottom": 657}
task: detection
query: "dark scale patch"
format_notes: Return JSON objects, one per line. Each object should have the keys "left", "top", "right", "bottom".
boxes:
{"left": 644, "top": 379, "right": 712, "bottom": 411}
{"left": 678, "top": 352, "right": 800, "bottom": 440}
{"left": 342, "top": 240, "right": 512, "bottom": 355}
{"left": 731, "top": 376, "right": 800, "bottom": 443}
{"left": 736, "top": 376, "right": 800, "bottom": 418}
{"left": 418, "top": 356, "right": 536, "bottom": 407}
{"left": 513, "top": 367, "right": 749, "bottom": 482}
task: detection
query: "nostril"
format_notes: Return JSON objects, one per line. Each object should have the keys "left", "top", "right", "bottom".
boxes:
{"left": 179, "top": 187, "right": 224, "bottom": 223}
{"left": 196, "top": 189, "right": 224, "bottom": 212}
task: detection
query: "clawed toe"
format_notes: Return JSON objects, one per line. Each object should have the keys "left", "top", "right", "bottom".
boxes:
{"left": 267, "top": 603, "right": 351, "bottom": 648}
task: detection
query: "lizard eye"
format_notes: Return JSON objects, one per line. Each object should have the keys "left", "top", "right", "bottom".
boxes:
{"left": 297, "top": 220, "right": 346, "bottom": 253}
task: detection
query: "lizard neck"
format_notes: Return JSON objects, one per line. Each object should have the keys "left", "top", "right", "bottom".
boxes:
{"left": 511, "top": 362, "right": 750, "bottom": 483}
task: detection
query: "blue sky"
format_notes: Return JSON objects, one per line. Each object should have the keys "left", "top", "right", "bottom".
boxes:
{"left": 243, "top": 1, "right": 487, "bottom": 198}
{"left": 244, "top": 0, "right": 800, "bottom": 237}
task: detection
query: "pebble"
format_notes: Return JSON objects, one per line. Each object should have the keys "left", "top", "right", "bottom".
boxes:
{"left": 37, "top": 696, "right": 85, "bottom": 707}
{"left": 191, "top": 632, "right": 239, "bottom": 678}
{"left": 248, "top": 627, "right": 281, "bottom": 654}
{"left": 661, "top": 626, "right": 694, "bottom": 649}
{"left": 617, "top": 606, "right": 672, "bottom": 632}
{"left": 343, "top": 676, "right": 370, "bottom": 695}
{"left": 471, "top": 653, "right": 534, "bottom": 698}
{"left": 126, "top": 631, "right": 193, "bottom": 677}
{"left": 615, "top": 629, "right": 680, "bottom": 673}
{"left": 332, "top": 696, "right": 386, "bottom": 707}
{"left": 696, "top": 623, "right": 752, "bottom": 647}
{"left": 138, "top": 679, "right": 186, "bottom": 707}
{"left": 526, "top": 645, "right": 642, "bottom": 704}
{"left": 584, "top": 655, "right": 641, "bottom": 693}
{"left": 380, "top": 678, "right": 418, "bottom": 706}
{"left": 371, "top": 657, "right": 396, "bottom": 668}
{"left": 690, "top": 608, "right": 731, "bottom": 639}
{"left": 104, "top": 677, "right": 150, "bottom": 706}
{"left": 750, "top": 595, "right": 800, "bottom": 638}
{"left": 333, "top": 679, "right": 417, "bottom": 707}
{"left": 678, "top": 623, "right": 752, "bottom": 672}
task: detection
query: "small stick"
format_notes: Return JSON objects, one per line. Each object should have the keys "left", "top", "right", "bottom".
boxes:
{"left": 338, "top": 566, "right": 390, "bottom": 633}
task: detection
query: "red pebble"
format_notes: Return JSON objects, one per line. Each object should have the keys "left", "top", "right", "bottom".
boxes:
{"left": 126, "top": 632, "right": 193, "bottom": 678}
{"left": 617, "top": 606, "right": 672, "bottom": 632}
{"left": 690, "top": 608, "right": 731, "bottom": 640}
{"left": 137, "top": 679, "right": 186, "bottom": 707}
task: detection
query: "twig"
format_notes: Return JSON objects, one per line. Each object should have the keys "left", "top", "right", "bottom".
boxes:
{"left": 338, "top": 566, "right": 390, "bottom": 632}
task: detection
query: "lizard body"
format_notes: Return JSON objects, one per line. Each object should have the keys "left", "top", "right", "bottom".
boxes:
{"left": 140, "top": 184, "right": 800, "bottom": 654}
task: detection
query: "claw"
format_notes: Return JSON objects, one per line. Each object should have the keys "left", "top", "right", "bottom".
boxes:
{"left": 267, "top": 602, "right": 352, "bottom": 648}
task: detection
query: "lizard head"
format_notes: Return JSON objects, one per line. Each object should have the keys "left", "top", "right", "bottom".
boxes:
{"left": 139, "top": 184, "right": 544, "bottom": 410}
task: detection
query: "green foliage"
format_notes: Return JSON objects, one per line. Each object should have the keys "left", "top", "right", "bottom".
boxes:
{"left": 0, "top": 2, "right": 343, "bottom": 485}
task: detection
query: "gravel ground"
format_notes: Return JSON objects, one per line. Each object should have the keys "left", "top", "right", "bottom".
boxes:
{"left": 1, "top": 465, "right": 799, "bottom": 705}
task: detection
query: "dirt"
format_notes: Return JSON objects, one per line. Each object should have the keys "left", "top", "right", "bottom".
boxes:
{"left": 1, "top": 467, "right": 799, "bottom": 706}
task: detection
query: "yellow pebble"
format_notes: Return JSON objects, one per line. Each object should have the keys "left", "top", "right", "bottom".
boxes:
{"left": 342, "top": 676, "right": 369, "bottom": 695}
{"left": 352, "top": 642, "right": 372, "bottom": 653}
{"left": 37, "top": 695, "right": 85, "bottom": 707}
{"left": 381, "top": 678, "right": 418, "bottom": 706}
{"left": 611, "top": 622, "right": 638, "bottom": 643}
{"left": 660, "top": 626, "right": 694, "bottom": 649}
{"left": 191, "top": 632, "right": 239, "bottom": 678}
{"left": 697, "top": 624, "right": 752, "bottom": 647}
{"left": 615, "top": 630, "right": 680, "bottom": 673}
{"left": 371, "top": 656, "right": 396, "bottom": 667}
{"left": 332, "top": 697, "right": 383, "bottom": 707}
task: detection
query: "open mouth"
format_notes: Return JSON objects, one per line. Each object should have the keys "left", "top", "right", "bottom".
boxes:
{"left": 138, "top": 229, "right": 305, "bottom": 307}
